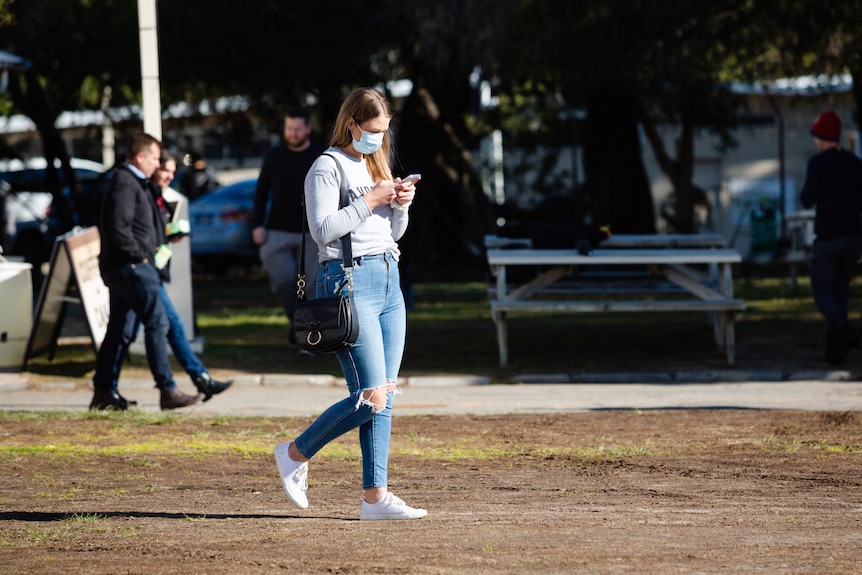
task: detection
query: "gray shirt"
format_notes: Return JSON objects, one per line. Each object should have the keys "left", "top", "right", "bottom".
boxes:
{"left": 304, "top": 147, "right": 409, "bottom": 263}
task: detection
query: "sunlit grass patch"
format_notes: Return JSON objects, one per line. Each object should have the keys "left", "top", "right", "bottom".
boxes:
{"left": 571, "top": 442, "right": 657, "bottom": 459}
{"left": 816, "top": 442, "right": 862, "bottom": 453}
{"left": 0, "top": 437, "right": 274, "bottom": 459}
{"left": 393, "top": 437, "right": 659, "bottom": 461}
{"left": 24, "top": 525, "right": 75, "bottom": 544}
{"left": 62, "top": 512, "right": 104, "bottom": 526}
{"left": 117, "top": 525, "right": 147, "bottom": 537}
{"left": 17, "top": 513, "right": 104, "bottom": 545}
{"left": 2, "top": 418, "right": 662, "bottom": 462}
{"left": 761, "top": 435, "right": 802, "bottom": 451}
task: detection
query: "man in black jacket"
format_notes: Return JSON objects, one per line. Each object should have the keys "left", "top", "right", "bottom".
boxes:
{"left": 800, "top": 110, "right": 862, "bottom": 365}
{"left": 90, "top": 133, "right": 200, "bottom": 410}
{"left": 252, "top": 107, "right": 325, "bottom": 348}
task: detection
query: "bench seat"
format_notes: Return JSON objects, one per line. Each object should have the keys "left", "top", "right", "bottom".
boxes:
{"left": 490, "top": 298, "right": 745, "bottom": 314}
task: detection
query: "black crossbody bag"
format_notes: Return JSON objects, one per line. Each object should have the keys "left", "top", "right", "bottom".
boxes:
{"left": 292, "top": 154, "right": 359, "bottom": 353}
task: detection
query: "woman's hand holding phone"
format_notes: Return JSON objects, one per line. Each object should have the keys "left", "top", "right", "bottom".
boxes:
{"left": 394, "top": 173, "right": 420, "bottom": 208}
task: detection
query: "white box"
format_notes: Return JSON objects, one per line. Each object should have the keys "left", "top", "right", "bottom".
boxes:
{"left": 0, "top": 262, "right": 33, "bottom": 369}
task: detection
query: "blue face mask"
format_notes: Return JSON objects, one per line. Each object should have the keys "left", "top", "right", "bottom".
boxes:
{"left": 351, "top": 123, "right": 384, "bottom": 155}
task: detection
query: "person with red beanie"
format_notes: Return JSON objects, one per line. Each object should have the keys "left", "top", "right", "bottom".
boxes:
{"left": 800, "top": 110, "right": 862, "bottom": 364}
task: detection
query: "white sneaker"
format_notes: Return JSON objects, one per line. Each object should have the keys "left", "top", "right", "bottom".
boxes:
{"left": 360, "top": 492, "right": 427, "bottom": 520}
{"left": 273, "top": 442, "right": 309, "bottom": 509}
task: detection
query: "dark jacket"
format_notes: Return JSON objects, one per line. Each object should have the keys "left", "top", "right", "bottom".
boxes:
{"left": 253, "top": 143, "right": 325, "bottom": 233}
{"left": 800, "top": 147, "right": 862, "bottom": 241}
{"left": 99, "top": 165, "right": 166, "bottom": 274}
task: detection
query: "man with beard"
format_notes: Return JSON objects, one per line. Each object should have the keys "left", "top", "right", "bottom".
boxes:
{"left": 252, "top": 107, "right": 325, "bottom": 350}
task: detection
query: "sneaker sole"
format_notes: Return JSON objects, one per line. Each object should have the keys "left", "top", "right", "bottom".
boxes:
{"left": 360, "top": 510, "right": 428, "bottom": 521}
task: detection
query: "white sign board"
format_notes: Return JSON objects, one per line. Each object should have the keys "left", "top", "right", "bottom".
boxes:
{"left": 26, "top": 227, "right": 109, "bottom": 363}
{"left": 65, "top": 227, "right": 110, "bottom": 346}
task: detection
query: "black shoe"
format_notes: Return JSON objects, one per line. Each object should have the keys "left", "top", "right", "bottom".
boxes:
{"left": 89, "top": 390, "right": 135, "bottom": 411}
{"left": 851, "top": 325, "right": 861, "bottom": 349}
{"left": 159, "top": 388, "right": 202, "bottom": 410}
{"left": 825, "top": 323, "right": 854, "bottom": 366}
{"left": 192, "top": 372, "right": 233, "bottom": 402}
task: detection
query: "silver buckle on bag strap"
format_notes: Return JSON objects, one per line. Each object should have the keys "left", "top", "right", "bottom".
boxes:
{"left": 296, "top": 275, "right": 307, "bottom": 300}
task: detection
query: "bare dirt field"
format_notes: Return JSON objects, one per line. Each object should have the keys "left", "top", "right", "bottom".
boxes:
{"left": 2, "top": 409, "right": 862, "bottom": 574}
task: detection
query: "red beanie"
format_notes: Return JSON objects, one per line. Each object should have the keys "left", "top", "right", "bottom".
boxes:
{"left": 811, "top": 110, "right": 841, "bottom": 142}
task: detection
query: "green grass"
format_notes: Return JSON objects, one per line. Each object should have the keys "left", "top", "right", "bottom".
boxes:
{"left": 17, "top": 513, "right": 105, "bottom": 545}
{"left": 0, "top": 408, "right": 660, "bottom": 462}
{"left": 0, "top": 408, "right": 661, "bottom": 462}
{"left": 22, "top": 266, "right": 844, "bottom": 381}
{"left": 2, "top": 409, "right": 858, "bottom": 468}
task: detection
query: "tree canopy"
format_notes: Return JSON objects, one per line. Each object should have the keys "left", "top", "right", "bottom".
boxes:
{"left": 1, "top": 0, "right": 861, "bottom": 274}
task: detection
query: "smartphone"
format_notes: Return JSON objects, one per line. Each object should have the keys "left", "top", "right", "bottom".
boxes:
{"left": 401, "top": 174, "right": 421, "bottom": 184}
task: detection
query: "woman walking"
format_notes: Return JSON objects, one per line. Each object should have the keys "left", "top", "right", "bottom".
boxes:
{"left": 273, "top": 87, "right": 425, "bottom": 520}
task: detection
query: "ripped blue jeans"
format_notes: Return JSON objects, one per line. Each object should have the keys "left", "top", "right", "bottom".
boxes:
{"left": 293, "top": 252, "right": 406, "bottom": 489}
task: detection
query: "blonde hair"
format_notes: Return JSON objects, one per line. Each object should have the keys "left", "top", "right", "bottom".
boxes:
{"left": 330, "top": 87, "right": 393, "bottom": 182}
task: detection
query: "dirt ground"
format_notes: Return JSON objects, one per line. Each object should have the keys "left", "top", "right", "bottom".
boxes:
{"left": 2, "top": 409, "right": 862, "bottom": 574}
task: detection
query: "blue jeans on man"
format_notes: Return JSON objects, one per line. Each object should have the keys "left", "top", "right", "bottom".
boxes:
{"left": 110, "top": 284, "right": 206, "bottom": 389}
{"left": 93, "top": 262, "right": 177, "bottom": 394}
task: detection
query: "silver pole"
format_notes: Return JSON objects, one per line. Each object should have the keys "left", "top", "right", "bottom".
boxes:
{"left": 137, "top": 0, "right": 162, "bottom": 140}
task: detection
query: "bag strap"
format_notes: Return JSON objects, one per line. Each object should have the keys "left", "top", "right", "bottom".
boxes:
{"left": 297, "top": 153, "right": 352, "bottom": 301}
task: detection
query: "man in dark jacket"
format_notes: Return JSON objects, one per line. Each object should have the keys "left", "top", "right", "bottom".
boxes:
{"left": 103, "top": 152, "right": 233, "bottom": 403}
{"left": 252, "top": 107, "right": 325, "bottom": 348}
{"left": 90, "top": 133, "right": 200, "bottom": 410}
{"left": 800, "top": 110, "right": 862, "bottom": 365}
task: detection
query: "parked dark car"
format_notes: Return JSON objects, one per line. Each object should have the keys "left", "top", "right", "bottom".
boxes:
{"left": 188, "top": 178, "right": 259, "bottom": 271}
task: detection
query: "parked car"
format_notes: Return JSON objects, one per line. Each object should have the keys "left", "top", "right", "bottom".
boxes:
{"left": 1, "top": 181, "right": 52, "bottom": 252}
{"left": 188, "top": 178, "right": 259, "bottom": 271}
{"left": 0, "top": 158, "right": 107, "bottom": 286}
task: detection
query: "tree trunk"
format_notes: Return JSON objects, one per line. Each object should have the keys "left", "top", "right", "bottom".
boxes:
{"left": 638, "top": 101, "right": 702, "bottom": 234}
{"left": 395, "top": 83, "right": 495, "bottom": 280}
{"left": 8, "top": 70, "right": 79, "bottom": 233}
{"left": 850, "top": 68, "right": 862, "bottom": 135}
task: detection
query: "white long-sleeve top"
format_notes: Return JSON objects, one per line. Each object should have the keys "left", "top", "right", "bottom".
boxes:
{"left": 304, "top": 147, "right": 408, "bottom": 263}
